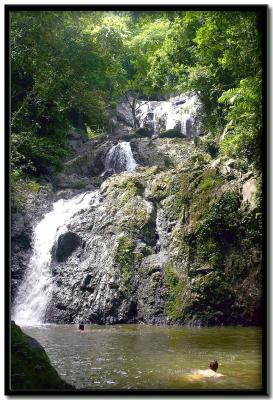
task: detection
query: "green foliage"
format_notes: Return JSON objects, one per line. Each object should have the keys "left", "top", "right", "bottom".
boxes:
{"left": 141, "top": 11, "right": 262, "bottom": 161}
{"left": 195, "top": 134, "right": 219, "bottom": 158}
{"left": 159, "top": 129, "right": 185, "bottom": 139}
{"left": 11, "top": 174, "right": 40, "bottom": 211}
{"left": 114, "top": 236, "right": 134, "bottom": 287}
{"left": 11, "top": 10, "right": 262, "bottom": 183}
{"left": 10, "top": 10, "right": 126, "bottom": 186}
{"left": 165, "top": 263, "right": 187, "bottom": 322}
{"left": 219, "top": 73, "right": 262, "bottom": 165}
{"left": 196, "top": 192, "right": 241, "bottom": 264}
{"left": 86, "top": 127, "right": 99, "bottom": 140}
{"left": 190, "top": 272, "right": 235, "bottom": 325}
{"left": 126, "top": 15, "right": 171, "bottom": 97}
{"left": 242, "top": 210, "right": 263, "bottom": 246}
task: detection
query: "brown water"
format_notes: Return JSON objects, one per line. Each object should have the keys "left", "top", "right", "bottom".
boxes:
{"left": 22, "top": 324, "right": 262, "bottom": 391}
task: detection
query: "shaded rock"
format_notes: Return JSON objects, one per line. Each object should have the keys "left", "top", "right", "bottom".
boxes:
{"left": 67, "top": 128, "right": 88, "bottom": 154}
{"left": 55, "top": 232, "right": 81, "bottom": 262}
{"left": 116, "top": 100, "right": 134, "bottom": 127}
{"left": 160, "top": 129, "right": 186, "bottom": 139}
{"left": 134, "top": 127, "right": 153, "bottom": 138}
{"left": 10, "top": 321, "right": 74, "bottom": 391}
{"left": 137, "top": 254, "right": 167, "bottom": 324}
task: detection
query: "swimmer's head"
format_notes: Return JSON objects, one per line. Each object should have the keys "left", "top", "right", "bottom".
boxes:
{"left": 209, "top": 360, "right": 218, "bottom": 371}
{"left": 79, "top": 323, "right": 84, "bottom": 331}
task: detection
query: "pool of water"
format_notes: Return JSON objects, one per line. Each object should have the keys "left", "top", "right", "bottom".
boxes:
{"left": 22, "top": 324, "right": 262, "bottom": 391}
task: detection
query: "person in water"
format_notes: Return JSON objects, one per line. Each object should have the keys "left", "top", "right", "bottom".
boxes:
{"left": 186, "top": 360, "right": 224, "bottom": 381}
{"left": 79, "top": 323, "right": 84, "bottom": 331}
{"left": 209, "top": 360, "right": 219, "bottom": 372}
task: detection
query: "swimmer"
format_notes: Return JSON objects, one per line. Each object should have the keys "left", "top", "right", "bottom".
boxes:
{"left": 185, "top": 360, "right": 224, "bottom": 382}
{"left": 79, "top": 323, "right": 84, "bottom": 331}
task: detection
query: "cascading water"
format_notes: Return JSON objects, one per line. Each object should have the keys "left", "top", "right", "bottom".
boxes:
{"left": 102, "top": 141, "right": 137, "bottom": 176}
{"left": 12, "top": 190, "right": 100, "bottom": 325}
{"left": 136, "top": 94, "right": 202, "bottom": 137}
{"left": 13, "top": 141, "right": 138, "bottom": 325}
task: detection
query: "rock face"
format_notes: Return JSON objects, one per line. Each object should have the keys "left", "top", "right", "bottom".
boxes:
{"left": 44, "top": 137, "right": 262, "bottom": 326}
{"left": 11, "top": 95, "right": 262, "bottom": 328}
{"left": 10, "top": 321, "right": 74, "bottom": 391}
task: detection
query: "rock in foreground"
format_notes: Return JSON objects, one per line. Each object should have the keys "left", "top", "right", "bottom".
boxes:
{"left": 10, "top": 321, "right": 74, "bottom": 391}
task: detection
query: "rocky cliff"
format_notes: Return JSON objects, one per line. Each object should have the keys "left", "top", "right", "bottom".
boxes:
{"left": 11, "top": 96, "right": 262, "bottom": 327}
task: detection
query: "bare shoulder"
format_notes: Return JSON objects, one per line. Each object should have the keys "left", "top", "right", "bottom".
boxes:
{"left": 185, "top": 369, "right": 224, "bottom": 382}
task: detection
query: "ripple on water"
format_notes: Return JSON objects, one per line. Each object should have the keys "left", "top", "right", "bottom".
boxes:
{"left": 21, "top": 325, "right": 262, "bottom": 390}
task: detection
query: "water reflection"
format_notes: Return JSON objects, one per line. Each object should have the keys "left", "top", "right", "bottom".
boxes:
{"left": 22, "top": 324, "right": 262, "bottom": 390}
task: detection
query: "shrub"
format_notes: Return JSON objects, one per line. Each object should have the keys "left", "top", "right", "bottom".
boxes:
{"left": 160, "top": 129, "right": 186, "bottom": 139}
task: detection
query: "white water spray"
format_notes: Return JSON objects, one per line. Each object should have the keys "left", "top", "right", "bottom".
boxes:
{"left": 103, "top": 141, "right": 137, "bottom": 176}
{"left": 12, "top": 190, "right": 100, "bottom": 326}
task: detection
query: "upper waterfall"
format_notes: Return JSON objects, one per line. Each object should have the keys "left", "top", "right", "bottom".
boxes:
{"left": 12, "top": 191, "right": 100, "bottom": 325}
{"left": 137, "top": 94, "right": 201, "bottom": 137}
{"left": 136, "top": 94, "right": 202, "bottom": 137}
{"left": 103, "top": 141, "right": 137, "bottom": 176}
{"left": 114, "top": 93, "right": 202, "bottom": 138}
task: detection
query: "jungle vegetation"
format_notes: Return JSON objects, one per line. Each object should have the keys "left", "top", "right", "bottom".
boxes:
{"left": 10, "top": 10, "right": 264, "bottom": 199}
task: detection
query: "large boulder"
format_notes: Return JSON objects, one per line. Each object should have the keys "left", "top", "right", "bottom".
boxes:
{"left": 10, "top": 321, "right": 74, "bottom": 391}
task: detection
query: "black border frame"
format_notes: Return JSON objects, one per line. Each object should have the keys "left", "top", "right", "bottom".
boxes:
{"left": 5, "top": 4, "right": 269, "bottom": 396}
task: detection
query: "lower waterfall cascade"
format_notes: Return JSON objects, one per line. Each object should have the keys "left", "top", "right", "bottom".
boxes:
{"left": 12, "top": 141, "right": 138, "bottom": 326}
{"left": 12, "top": 191, "right": 100, "bottom": 325}
{"left": 102, "top": 141, "right": 137, "bottom": 176}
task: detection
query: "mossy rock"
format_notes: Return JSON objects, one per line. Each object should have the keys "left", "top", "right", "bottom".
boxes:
{"left": 172, "top": 167, "right": 224, "bottom": 228}
{"left": 164, "top": 262, "right": 190, "bottom": 322}
{"left": 116, "top": 196, "right": 157, "bottom": 245}
{"left": 114, "top": 236, "right": 134, "bottom": 286}
{"left": 145, "top": 171, "right": 176, "bottom": 202}
{"left": 10, "top": 322, "right": 74, "bottom": 391}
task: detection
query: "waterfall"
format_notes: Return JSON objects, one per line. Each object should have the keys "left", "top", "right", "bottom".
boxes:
{"left": 136, "top": 94, "right": 202, "bottom": 137}
{"left": 12, "top": 140, "right": 138, "bottom": 325}
{"left": 102, "top": 141, "right": 137, "bottom": 176}
{"left": 12, "top": 190, "right": 100, "bottom": 326}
